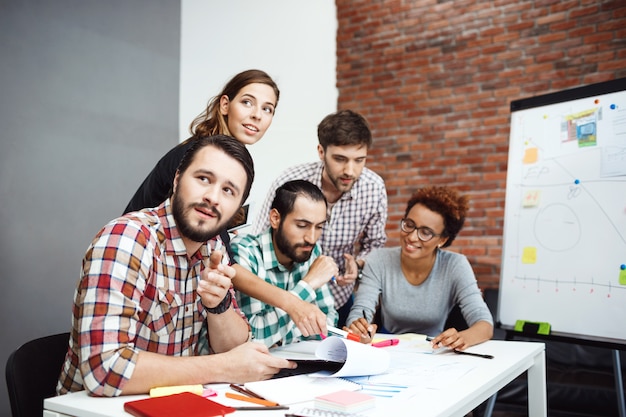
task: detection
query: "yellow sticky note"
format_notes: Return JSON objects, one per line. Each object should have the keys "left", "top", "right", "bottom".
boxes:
{"left": 150, "top": 384, "right": 204, "bottom": 398}
{"left": 523, "top": 147, "right": 538, "bottom": 164}
{"left": 619, "top": 268, "right": 626, "bottom": 286}
{"left": 522, "top": 247, "right": 537, "bottom": 264}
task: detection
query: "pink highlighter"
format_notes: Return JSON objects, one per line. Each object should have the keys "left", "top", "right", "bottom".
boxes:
{"left": 372, "top": 338, "right": 400, "bottom": 348}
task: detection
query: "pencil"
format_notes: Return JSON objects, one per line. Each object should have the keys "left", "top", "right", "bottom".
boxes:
{"left": 225, "top": 392, "right": 280, "bottom": 407}
{"left": 233, "top": 406, "right": 290, "bottom": 410}
{"left": 228, "top": 383, "right": 264, "bottom": 400}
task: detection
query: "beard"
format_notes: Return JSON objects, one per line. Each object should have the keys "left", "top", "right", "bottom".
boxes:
{"left": 273, "top": 221, "right": 314, "bottom": 264}
{"left": 172, "top": 191, "right": 225, "bottom": 243}
{"left": 323, "top": 157, "right": 356, "bottom": 193}
{"left": 330, "top": 175, "right": 354, "bottom": 193}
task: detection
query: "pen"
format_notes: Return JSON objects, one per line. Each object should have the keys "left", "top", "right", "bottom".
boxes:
{"left": 233, "top": 405, "right": 289, "bottom": 410}
{"left": 229, "top": 383, "right": 265, "bottom": 400}
{"left": 372, "top": 338, "right": 399, "bottom": 348}
{"left": 225, "top": 392, "right": 281, "bottom": 406}
{"left": 453, "top": 349, "right": 494, "bottom": 359}
{"left": 362, "top": 311, "right": 372, "bottom": 338}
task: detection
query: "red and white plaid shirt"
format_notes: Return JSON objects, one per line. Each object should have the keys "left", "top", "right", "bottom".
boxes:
{"left": 57, "top": 199, "right": 244, "bottom": 397}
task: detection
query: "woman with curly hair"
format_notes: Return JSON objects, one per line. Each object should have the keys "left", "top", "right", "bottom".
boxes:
{"left": 347, "top": 186, "right": 493, "bottom": 350}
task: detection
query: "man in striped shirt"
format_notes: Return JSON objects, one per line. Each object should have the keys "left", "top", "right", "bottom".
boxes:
{"left": 57, "top": 136, "right": 294, "bottom": 397}
{"left": 232, "top": 180, "right": 338, "bottom": 348}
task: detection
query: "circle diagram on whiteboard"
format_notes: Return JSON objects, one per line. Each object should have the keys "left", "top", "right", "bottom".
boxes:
{"left": 533, "top": 203, "right": 581, "bottom": 252}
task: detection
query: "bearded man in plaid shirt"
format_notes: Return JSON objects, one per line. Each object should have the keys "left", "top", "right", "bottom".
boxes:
{"left": 57, "top": 135, "right": 295, "bottom": 397}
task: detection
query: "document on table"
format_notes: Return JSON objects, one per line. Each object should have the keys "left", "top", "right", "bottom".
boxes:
{"left": 347, "top": 349, "right": 477, "bottom": 391}
{"left": 270, "top": 336, "right": 390, "bottom": 377}
{"left": 268, "top": 335, "right": 476, "bottom": 402}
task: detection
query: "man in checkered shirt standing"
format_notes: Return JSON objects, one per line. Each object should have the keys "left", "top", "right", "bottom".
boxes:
{"left": 235, "top": 110, "right": 388, "bottom": 331}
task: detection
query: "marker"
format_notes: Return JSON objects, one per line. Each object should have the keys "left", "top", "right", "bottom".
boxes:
{"left": 327, "top": 325, "right": 360, "bottom": 342}
{"left": 372, "top": 338, "right": 399, "bottom": 348}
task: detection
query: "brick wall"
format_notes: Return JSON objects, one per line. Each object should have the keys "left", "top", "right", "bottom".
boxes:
{"left": 335, "top": 0, "right": 626, "bottom": 289}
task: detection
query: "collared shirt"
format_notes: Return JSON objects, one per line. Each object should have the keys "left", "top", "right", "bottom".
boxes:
{"left": 231, "top": 228, "right": 338, "bottom": 348}
{"left": 251, "top": 161, "right": 388, "bottom": 308}
{"left": 57, "top": 199, "right": 244, "bottom": 397}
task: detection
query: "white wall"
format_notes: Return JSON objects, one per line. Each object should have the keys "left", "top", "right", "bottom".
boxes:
{"left": 0, "top": 3, "right": 336, "bottom": 415}
{"left": 0, "top": 2, "right": 180, "bottom": 416}
{"left": 180, "top": 0, "right": 338, "bottom": 225}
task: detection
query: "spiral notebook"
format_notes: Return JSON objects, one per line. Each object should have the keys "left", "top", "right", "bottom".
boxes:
{"left": 244, "top": 374, "right": 360, "bottom": 405}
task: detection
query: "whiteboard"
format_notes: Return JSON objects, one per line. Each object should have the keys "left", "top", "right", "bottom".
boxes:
{"left": 498, "top": 78, "right": 626, "bottom": 345}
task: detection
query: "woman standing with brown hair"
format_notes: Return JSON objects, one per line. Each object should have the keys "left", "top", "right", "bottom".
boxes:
{"left": 125, "top": 69, "right": 280, "bottom": 214}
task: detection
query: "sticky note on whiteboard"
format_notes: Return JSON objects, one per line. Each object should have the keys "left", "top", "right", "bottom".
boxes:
{"left": 620, "top": 268, "right": 626, "bottom": 286}
{"left": 522, "top": 190, "right": 541, "bottom": 207}
{"left": 523, "top": 147, "right": 538, "bottom": 164}
{"left": 522, "top": 247, "right": 537, "bottom": 264}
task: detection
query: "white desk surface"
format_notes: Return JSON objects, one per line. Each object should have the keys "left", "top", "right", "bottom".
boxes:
{"left": 43, "top": 339, "right": 546, "bottom": 417}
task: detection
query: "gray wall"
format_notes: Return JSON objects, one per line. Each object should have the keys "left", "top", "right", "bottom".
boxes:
{"left": 0, "top": 1, "right": 180, "bottom": 416}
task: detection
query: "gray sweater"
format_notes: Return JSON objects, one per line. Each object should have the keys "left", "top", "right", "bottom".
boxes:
{"left": 348, "top": 247, "right": 493, "bottom": 336}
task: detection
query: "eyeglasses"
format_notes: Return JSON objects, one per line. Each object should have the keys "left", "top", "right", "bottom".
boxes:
{"left": 400, "top": 218, "right": 445, "bottom": 242}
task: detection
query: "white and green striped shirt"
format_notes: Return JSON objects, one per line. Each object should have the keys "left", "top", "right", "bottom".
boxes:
{"left": 232, "top": 228, "right": 338, "bottom": 347}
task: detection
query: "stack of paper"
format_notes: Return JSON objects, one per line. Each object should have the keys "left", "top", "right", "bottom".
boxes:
{"left": 244, "top": 374, "right": 360, "bottom": 405}
{"left": 314, "top": 389, "right": 375, "bottom": 413}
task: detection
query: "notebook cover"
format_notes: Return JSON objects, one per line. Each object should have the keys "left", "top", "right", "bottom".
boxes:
{"left": 124, "top": 392, "right": 235, "bottom": 417}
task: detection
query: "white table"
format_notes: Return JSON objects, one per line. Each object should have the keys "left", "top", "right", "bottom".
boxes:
{"left": 43, "top": 339, "right": 546, "bottom": 417}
